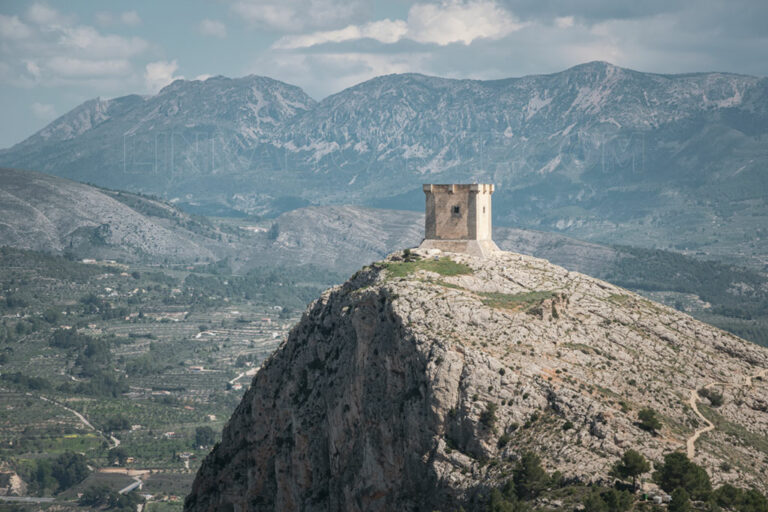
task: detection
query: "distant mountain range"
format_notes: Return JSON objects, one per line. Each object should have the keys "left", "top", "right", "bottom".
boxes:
{"left": 1, "top": 62, "right": 766, "bottom": 264}
{"left": 6, "top": 62, "right": 768, "bottom": 265}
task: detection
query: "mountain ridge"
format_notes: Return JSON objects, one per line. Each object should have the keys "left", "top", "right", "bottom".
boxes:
{"left": 2, "top": 61, "right": 766, "bottom": 264}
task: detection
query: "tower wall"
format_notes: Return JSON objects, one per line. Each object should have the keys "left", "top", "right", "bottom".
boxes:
{"left": 423, "top": 184, "right": 494, "bottom": 241}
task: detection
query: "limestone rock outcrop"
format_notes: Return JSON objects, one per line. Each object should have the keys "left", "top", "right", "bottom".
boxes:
{"left": 185, "top": 249, "right": 768, "bottom": 511}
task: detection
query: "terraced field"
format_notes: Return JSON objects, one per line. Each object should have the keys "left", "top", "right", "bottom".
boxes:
{"left": 0, "top": 248, "right": 328, "bottom": 509}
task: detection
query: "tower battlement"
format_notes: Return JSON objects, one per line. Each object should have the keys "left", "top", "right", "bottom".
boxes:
{"left": 419, "top": 183, "right": 500, "bottom": 258}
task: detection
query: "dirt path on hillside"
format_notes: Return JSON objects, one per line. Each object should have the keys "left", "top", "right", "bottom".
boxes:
{"left": 745, "top": 368, "right": 768, "bottom": 387}
{"left": 685, "top": 367, "right": 766, "bottom": 458}
{"left": 33, "top": 394, "right": 119, "bottom": 448}
{"left": 686, "top": 388, "right": 715, "bottom": 458}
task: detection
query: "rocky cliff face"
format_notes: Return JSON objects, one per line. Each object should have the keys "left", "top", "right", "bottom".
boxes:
{"left": 186, "top": 249, "right": 768, "bottom": 511}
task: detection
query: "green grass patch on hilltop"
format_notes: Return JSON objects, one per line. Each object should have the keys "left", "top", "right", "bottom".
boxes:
{"left": 607, "top": 293, "right": 632, "bottom": 305}
{"left": 383, "top": 257, "right": 473, "bottom": 278}
{"left": 480, "top": 290, "right": 554, "bottom": 311}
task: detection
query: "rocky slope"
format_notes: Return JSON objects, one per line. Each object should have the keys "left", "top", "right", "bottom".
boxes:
{"left": 0, "top": 75, "right": 315, "bottom": 197}
{"left": 186, "top": 249, "right": 768, "bottom": 511}
{"left": 2, "top": 63, "right": 766, "bottom": 261}
{"left": 0, "top": 168, "right": 624, "bottom": 270}
{"left": 0, "top": 167, "right": 226, "bottom": 262}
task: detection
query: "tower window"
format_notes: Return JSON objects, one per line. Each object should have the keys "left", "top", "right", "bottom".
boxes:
{"left": 483, "top": 206, "right": 486, "bottom": 214}
{"left": 451, "top": 205, "right": 461, "bottom": 216}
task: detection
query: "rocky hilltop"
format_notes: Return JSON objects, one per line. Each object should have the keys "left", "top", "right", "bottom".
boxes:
{"left": 185, "top": 249, "right": 768, "bottom": 511}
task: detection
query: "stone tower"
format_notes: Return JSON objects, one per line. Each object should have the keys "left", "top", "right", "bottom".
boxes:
{"left": 418, "top": 183, "right": 500, "bottom": 258}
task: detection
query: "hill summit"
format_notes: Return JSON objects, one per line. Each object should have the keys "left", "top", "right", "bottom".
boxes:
{"left": 185, "top": 249, "right": 768, "bottom": 511}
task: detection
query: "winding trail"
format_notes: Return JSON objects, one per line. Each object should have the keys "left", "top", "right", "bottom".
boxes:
{"left": 685, "top": 367, "right": 767, "bottom": 458}
{"left": 745, "top": 368, "right": 768, "bottom": 387}
{"left": 686, "top": 388, "right": 715, "bottom": 458}
{"left": 36, "top": 394, "right": 95, "bottom": 430}
{"left": 32, "top": 394, "right": 119, "bottom": 448}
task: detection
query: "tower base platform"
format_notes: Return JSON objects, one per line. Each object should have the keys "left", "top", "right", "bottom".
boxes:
{"left": 417, "top": 239, "right": 500, "bottom": 258}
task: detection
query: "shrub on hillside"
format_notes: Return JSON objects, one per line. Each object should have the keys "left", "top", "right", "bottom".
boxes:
{"left": 637, "top": 408, "right": 662, "bottom": 433}
{"left": 512, "top": 452, "right": 550, "bottom": 500}
{"left": 653, "top": 452, "right": 711, "bottom": 501}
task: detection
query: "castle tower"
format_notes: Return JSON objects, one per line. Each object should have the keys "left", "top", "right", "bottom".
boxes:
{"left": 418, "top": 183, "right": 500, "bottom": 258}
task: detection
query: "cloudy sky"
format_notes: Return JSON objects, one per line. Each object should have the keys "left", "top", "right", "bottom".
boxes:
{"left": 1, "top": 0, "right": 767, "bottom": 148}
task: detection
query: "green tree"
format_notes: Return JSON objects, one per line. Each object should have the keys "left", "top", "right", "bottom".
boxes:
{"left": 512, "top": 452, "right": 549, "bottom": 500}
{"left": 669, "top": 488, "right": 692, "bottom": 512}
{"left": 582, "top": 489, "right": 608, "bottom": 512}
{"left": 103, "top": 415, "right": 130, "bottom": 432}
{"left": 34, "top": 460, "right": 55, "bottom": 494}
{"left": 713, "top": 483, "right": 742, "bottom": 508}
{"left": 602, "top": 489, "right": 633, "bottom": 511}
{"left": 487, "top": 488, "right": 516, "bottom": 512}
{"left": 108, "top": 446, "right": 129, "bottom": 465}
{"left": 267, "top": 223, "right": 279, "bottom": 240}
{"left": 195, "top": 426, "right": 217, "bottom": 447}
{"left": 613, "top": 449, "right": 651, "bottom": 489}
{"left": 739, "top": 489, "right": 768, "bottom": 512}
{"left": 638, "top": 408, "right": 662, "bottom": 433}
{"left": 653, "top": 452, "right": 711, "bottom": 501}
{"left": 480, "top": 402, "right": 498, "bottom": 429}
{"left": 42, "top": 308, "right": 61, "bottom": 324}
{"left": 583, "top": 488, "right": 632, "bottom": 512}
{"left": 51, "top": 452, "right": 90, "bottom": 491}
{"left": 79, "top": 484, "right": 112, "bottom": 507}
{"left": 698, "top": 387, "right": 724, "bottom": 407}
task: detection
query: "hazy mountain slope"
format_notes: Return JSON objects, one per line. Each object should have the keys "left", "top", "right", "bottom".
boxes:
{"left": 255, "top": 206, "right": 424, "bottom": 271}
{"left": 251, "top": 207, "right": 618, "bottom": 277}
{"left": 185, "top": 249, "right": 768, "bottom": 511}
{"left": 2, "top": 62, "right": 766, "bottom": 262}
{"left": 2, "top": 165, "right": 762, "bottom": 344}
{"left": 282, "top": 63, "right": 768, "bottom": 262}
{"left": 0, "top": 168, "right": 619, "bottom": 272}
{"left": 0, "top": 75, "right": 315, "bottom": 196}
{"left": 0, "top": 167, "right": 224, "bottom": 262}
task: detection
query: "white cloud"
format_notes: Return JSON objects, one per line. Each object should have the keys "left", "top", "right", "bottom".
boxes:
{"left": 24, "top": 60, "right": 41, "bottom": 80}
{"left": 231, "top": 0, "right": 365, "bottom": 32}
{"left": 57, "top": 25, "right": 148, "bottom": 58}
{"left": 27, "top": 3, "right": 61, "bottom": 25}
{"left": 31, "top": 102, "right": 56, "bottom": 120}
{"left": 554, "top": 16, "right": 575, "bottom": 28}
{"left": 199, "top": 19, "right": 228, "bottom": 38}
{"left": 0, "top": 4, "right": 150, "bottom": 90}
{"left": 0, "top": 15, "right": 32, "bottom": 40}
{"left": 145, "top": 60, "right": 184, "bottom": 93}
{"left": 273, "top": 19, "right": 407, "bottom": 49}
{"left": 273, "top": 0, "right": 526, "bottom": 49}
{"left": 407, "top": 0, "right": 526, "bottom": 45}
{"left": 120, "top": 11, "right": 141, "bottom": 26}
{"left": 194, "top": 74, "right": 213, "bottom": 81}
{"left": 47, "top": 57, "right": 133, "bottom": 77}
